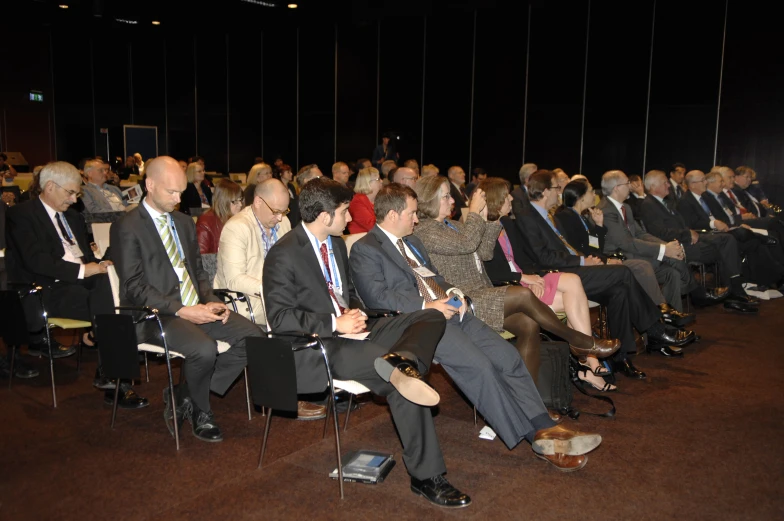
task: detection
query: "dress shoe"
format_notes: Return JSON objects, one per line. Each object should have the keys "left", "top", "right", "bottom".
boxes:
{"left": 647, "top": 344, "right": 683, "bottom": 357}
{"left": 535, "top": 453, "right": 588, "bottom": 472}
{"left": 93, "top": 366, "right": 116, "bottom": 390}
{"left": 691, "top": 287, "right": 729, "bottom": 307}
{"left": 27, "top": 341, "right": 76, "bottom": 359}
{"left": 0, "top": 355, "right": 39, "bottom": 379}
{"left": 569, "top": 338, "right": 620, "bottom": 359}
{"left": 104, "top": 383, "right": 149, "bottom": 409}
{"left": 374, "top": 353, "right": 440, "bottom": 407}
{"left": 723, "top": 300, "right": 758, "bottom": 314}
{"left": 296, "top": 401, "right": 327, "bottom": 421}
{"left": 162, "top": 387, "right": 192, "bottom": 436}
{"left": 659, "top": 304, "right": 696, "bottom": 328}
{"left": 532, "top": 425, "right": 602, "bottom": 456}
{"left": 729, "top": 293, "right": 760, "bottom": 306}
{"left": 410, "top": 475, "right": 471, "bottom": 508}
{"left": 647, "top": 323, "right": 695, "bottom": 347}
{"left": 190, "top": 407, "right": 224, "bottom": 443}
{"left": 614, "top": 358, "right": 646, "bottom": 379}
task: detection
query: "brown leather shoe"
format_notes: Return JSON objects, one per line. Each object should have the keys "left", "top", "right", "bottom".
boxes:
{"left": 296, "top": 401, "right": 327, "bottom": 421}
{"left": 535, "top": 453, "right": 588, "bottom": 472}
{"left": 569, "top": 338, "right": 620, "bottom": 359}
{"left": 547, "top": 410, "right": 565, "bottom": 424}
{"left": 532, "top": 425, "right": 602, "bottom": 456}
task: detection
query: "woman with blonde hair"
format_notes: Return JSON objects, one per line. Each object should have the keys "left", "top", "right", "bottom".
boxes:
{"left": 180, "top": 162, "right": 212, "bottom": 215}
{"left": 347, "top": 167, "right": 383, "bottom": 234}
{"left": 196, "top": 179, "right": 244, "bottom": 254}
{"left": 413, "top": 175, "right": 619, "bottom": 389}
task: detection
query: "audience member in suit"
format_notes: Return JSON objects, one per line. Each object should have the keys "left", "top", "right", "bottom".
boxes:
{"left": 331, "top": 161, "right": 353, "bottom": 190}
{"left": 625, "top": 174, "right": 647, "bottom": 219}
{"left": 736, "top": 166, "right": 770, "bottom": 207}
{"left": 274, "top": 164, "right": 301, "bottom": 227}
{"left": 391, "top": 166, "right": 419, "bottom": 189}
{"left": 244, "top": 162, "right": 273, "bottom": 207}
{"left": 666, "top": 163, "right": 687, "bottom": 203}
{"left": 351, "top": 183, "right": 605, "bottom": 474}
{"left": 681, "top": 171, "right": 784, "bottom": 290}
{"left": 347, "top": 167, "right": 382, "bottom": 234}
{"left": 120, "top": 155, "right": 139, "bottom": 180}
{"left": 81, "top": 159, "right": 131, "bottom": 213}
{"left": 727, "top": 167, "right": 769, "bottom": 219}
{"left": 196, "top": 179, "right": 244, "bottom": 254}
{"left": 262, "top": 178, "right": 473, "bottom": 508}
{"left": 597, "top": 172, "right": 700, "bottom": 318}
{"left": 557, "top": 179, "right": 695, "bottom": 329}
{"left": 637, "top": 170, "right": 759, "bottom": 314}
{"left": 6, "top": 161, "right": 148, "bottom": 406}
{"left": 465, "top": 167, "right": 487, "bottom": 198}
{"left": 412, "top": 176, "right": 619, "bottom": 390}
{"left": 510, "top": 163, "right": 538, "bottom": 218}
{"left": 112, "top": 156, "right": 263, "bottom": 442}
{"left": 512, "top": 171, "right": 696, "bottom": 379}
{"left": 180, "top": 162, "right": 213, "bottom": 215}
{"left": 447, "top": 165, "right": 469, "bottom": 220}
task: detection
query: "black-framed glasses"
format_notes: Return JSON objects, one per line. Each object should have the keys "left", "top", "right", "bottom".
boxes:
{"left": 258, "top": 195, "right": 290, "bottom": 216}
{"left": 53, "top": 181, "right": 83, "bottom": 198}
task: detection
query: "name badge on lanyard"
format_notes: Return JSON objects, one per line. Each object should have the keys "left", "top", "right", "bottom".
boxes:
{"left": 413, "top": 266, "right": 436, "bottom": 278}
{"left": 588, "top": 235, "right": 600, "bottom": 249}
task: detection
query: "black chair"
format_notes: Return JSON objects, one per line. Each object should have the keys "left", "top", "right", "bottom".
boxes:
{"left": 0, "top": 288, "right": 32, "bottom": 390}
{"left": 246, "top": 334, "right": 347, "bottom": 499}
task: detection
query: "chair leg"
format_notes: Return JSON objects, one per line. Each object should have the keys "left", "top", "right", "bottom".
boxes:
{"left": 330, "top": 391, "right": 345, "bottom": 500}
{"left": 473, "top": 405, "right": 477, "bottom": 426}
{"left": 75, "top": 330, "right": 82, "bottom": 374}
{"left": 144, "top": 352, "right": 149, "bottom": 382}
{"left": 163, "top": 354, "right": 180, "bottom": 451}
{"left": 323, "top": 393, "right": 333, "bottom": 439}
{"left": 110, "top": 380, "right": 121, "bottom": 428}
{"left": 7, "top": 346, "right": 15, "bottom": 390}
{"left": 45, "top": 326, "right": 57, "bottom": 408}
{"left": 244, "top": 367, "right": 252, "bottom": 421}
{"left": 343, "top": 393, "right": 353, "bottom": 432}
{"left": 258, "top": 409, "right": 273, "bottom": 469}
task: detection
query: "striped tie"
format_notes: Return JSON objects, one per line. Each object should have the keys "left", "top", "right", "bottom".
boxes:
{"left": 156, "top": 215, "right": 199, "bottom": 307}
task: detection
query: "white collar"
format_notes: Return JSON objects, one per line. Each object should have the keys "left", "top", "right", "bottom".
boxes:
{"left": 40, "top": 198, "right": 59, "bottom": 219}
{"left": 607, "top": 196, "right": 624, "bottom": 212}
{"left": 653, "top": 195, "right": 666, "bottom": 204}
{"left": 143, "top": 199, "right": 165, "bottom": 221}
{"left": 377, "top": 224, "right": 403, "bottom": 247}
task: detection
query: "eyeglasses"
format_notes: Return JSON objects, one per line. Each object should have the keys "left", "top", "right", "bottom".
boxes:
{"left": 231, "top": 198, "right": 244, "bottom": 205}
{"left": 258, "top": 195, "right": 290, "bottom": 216}
{"left": 53, "top": 181, "right": 82, "bottom": 198}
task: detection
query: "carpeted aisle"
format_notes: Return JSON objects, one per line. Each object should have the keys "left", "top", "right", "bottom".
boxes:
{"left": 1, "top": 300, "right": 783, "bottom": 520}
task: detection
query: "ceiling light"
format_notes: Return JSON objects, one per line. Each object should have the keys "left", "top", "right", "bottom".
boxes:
{"left": 288, "top": 3, "right": 298, "bottom": 8}
{"left": 59, "top": 4, "right": 69, "bottom": 8}
{"left": 152, "top": 20, "right": 161, "bottom": 25}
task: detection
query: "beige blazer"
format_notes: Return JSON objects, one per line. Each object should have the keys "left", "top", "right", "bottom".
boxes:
{"left": 214, "top": 206, "right": 291, "bottom": 323}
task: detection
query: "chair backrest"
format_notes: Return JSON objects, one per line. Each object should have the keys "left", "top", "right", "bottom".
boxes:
{"left": 91, "top": 222, "right": 112, "bottom": 257}
{"left": 107, "top": 265, "right": 121, "bottom": 309}
{"left": 94, "top": 314, "right": 141, "bottom": 380}
{"left": 246, "top": 337, "right": 299, "bottom": 412}
{"left": 201, "top": 253, "right": 218, "bottom": 286}
{"left": 190, "top": 207, "right": 205, "bottom": 218}
{"left": 343, "top": 232, "right": 367, "bottom": 257}
{"left": 0, "top": 290, "right": 32, "bottom": 345}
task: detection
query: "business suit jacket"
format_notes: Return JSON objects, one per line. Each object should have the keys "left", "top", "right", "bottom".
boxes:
{"left": 732, "top": 185, "right": 766, "bottom": 217}
{"left": 513, "top": 205, "right": 583, "bottom": 270}
{"left": 215, "top": 206, "right": 291, "bottom": 322}
{"left": 638, "top": 195, "right": 694, "bottom": 245}
{"left": 111, "top": 203, "right": 219, "bottom": 339}
{"left": 553, "top": 206, "right": 607, "bottom": 261}
{"left": 597, "top": 197, "right": 665, "bottom": 260}
{"left": 511, "top": 186, "right": 533, "bottom": 219}
{"left": 449, "top": 182, "right": 468, "bottom": 220}
{"left": 413, "top": 214, "right": 506, "bottom": 330}
{"left": 180, "top": 181, "right": 213, "bottom": 215}
{"left": 82, "top": 183, "right": 126, "bottom": 213}
{"left": 704, "top": 190, "right": 739, "bottom": 227}
{"left": 677, "top": 190, "right": 715, "bottom": 230}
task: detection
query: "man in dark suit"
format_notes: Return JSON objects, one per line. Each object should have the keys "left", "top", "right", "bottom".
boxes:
{"left": 638, "top": 170, "right": 758, "bottom": 313}
{"left": 510, "top": 163, "right": 538, "bottom": 218}
{"left": 665, "top": 162, "right": 687, "bottom": 203}
{"left": 728, "top": 167, "right": 768, "bottom": 218}
{"left": 351, "top": 183, "right": 606, "bottom": 476}
{"left": 512, "top": 171, "right": 696, "bottom": 378}
{"left": 5, "top": 161, "right": 147, "bottom": 404}
{"left": 447, "top": 165, "right": 468, "bottom": 220}
{"left": 112, "top": 157, "right": 262, "bottom": 442}
{"left": 262, "top": 178, "right": 471, "bottom": 508}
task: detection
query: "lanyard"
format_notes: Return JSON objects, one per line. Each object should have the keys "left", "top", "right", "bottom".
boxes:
{"left": 58, "top": 212, "right": 76, "bottom": 241}
{"left": 444, "top": 219, "right": 459, "bottom": 232}
{"left": 253, "top": 213, "right": 278, "bottom": 258}
{"left": 312, "top": 234, "right": 340, "bottom": 291}
{"left": 404, "top": 239, "right": 425, "bottom": 265}
{"left": 572, "top": 208, "right": 590, "bottom": 232}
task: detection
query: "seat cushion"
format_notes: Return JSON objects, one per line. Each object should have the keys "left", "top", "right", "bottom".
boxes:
{"left": 137, "top": 340, "right": 230, "bottom": 358}
{"left": 48, "top": 318, "right": 92, "bottom": 329}
{"left": 333, "top": 379, "right": 371, "bottom": 395}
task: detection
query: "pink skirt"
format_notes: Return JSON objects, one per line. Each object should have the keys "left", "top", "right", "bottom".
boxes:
{"left": 520, "top": 272, "right": 561, "bottom": 306}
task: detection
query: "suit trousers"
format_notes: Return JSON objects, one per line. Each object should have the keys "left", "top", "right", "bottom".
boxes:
{"left": 563, "top": 265, "right": 660, "bottom": 359}
{"left": 623, "top": 259, "right": 667, "bottom": 307}
{"left": 433, "top": 313, "right": 554, "bottom": 450}
{"left": 324, "top": 309, "right": 447, "bottom": 480}
{"left": 153, "top": 312, "right": 262, "bottom": 413}
{"left": 684, "top": 233, "right": 740, "bottom": 285}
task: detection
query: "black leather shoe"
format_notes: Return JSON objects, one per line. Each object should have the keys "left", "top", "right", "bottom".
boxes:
{"left": 190, "top": 407, "right": 223, "bottom": 443}
{"left": 162, "top": 388, "right": 192, "bottom": 436}
{"left": 27, "top": 341, "right": 76, "bottom": 359}
{"left": 93, "top": 367, "right": 116, "bottom": 390}
{"left": 648, "top": 324, "right": 695, "bottom": 347}
{"left": 659, "top": 304, "right": 696, "bottom": 328}
{"left": 647, "top": 344, "right": 684, "bottom": 357}
{"left": 729, "top": 294, "right": 760, "bottom": 306}
{"left": 411, "top": 475, "right": 471, "bottom": 508}
{"left": 691, "top": 287, "right": 730, "bottom": 307}
{"left": 613, "top": 358, "right": 646, "bottom": 379}
{"left": 723, "top": 300, "right": 759, "bottom": 314}
{"left": 1, "top": 355, "right": 40, "bottom": 379}
{"left": 104, "top": 383, "right": 149, "bottom": 409}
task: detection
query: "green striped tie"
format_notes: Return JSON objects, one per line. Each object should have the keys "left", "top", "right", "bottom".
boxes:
{"left": 156, "top": 215, "right": 199, "bottom": 307}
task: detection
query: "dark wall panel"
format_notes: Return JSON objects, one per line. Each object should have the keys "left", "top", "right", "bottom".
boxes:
{"left": 166, "top": 36, "right": 196, "bottom": 164}
{"left": 263, "top": 27, "right": 297, "bottom": 170}
{"left": 581, "top": 0, "right": 653, "bottom": 184}
{"left": 228, "top": 32, "right": 263, "bottom": 173}
{"left": 52, "top": 32, "right": 93, "bottom": 165}
{"left": 130, "top": 34, "right": 166, "bottom": 159}
{"left": 421, "top": 12, "right": 474, "bottom": 173}
{"left": 525, "top": 2, "right": 589, "bottom": 175}
{"left": 91, "top": 35, "right": 131, "bottom": 162}
{"left": 378, "top": 16, "right": 425, "bottom": 165}
{"left": 335, "top": 21, "right": 378, "bottom": 166}
{"left": 298, "top": 22, "right": 336, "bottom": 171}
{"left": 645, "top": 0, "right": 725, "bottom": 173}
{"left": 196, "top": 35, "right": 228, "bottom": 174}
{"left": 472, "top": 7, "right": 528, "bottom": 182}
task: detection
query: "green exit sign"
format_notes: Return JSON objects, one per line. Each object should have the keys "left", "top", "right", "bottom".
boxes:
{"left": 29, "top": 91, "right": 43, "bottom": 102}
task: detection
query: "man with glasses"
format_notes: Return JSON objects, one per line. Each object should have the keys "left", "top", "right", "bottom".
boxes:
{"left": 81, "top": 159, "right": 133, "bottom": 213}
{"left": 391, "top": 166, "right": 419, "bottom": 188}
{"left": 5, "top": 161, "right": 149, "bottom": 408}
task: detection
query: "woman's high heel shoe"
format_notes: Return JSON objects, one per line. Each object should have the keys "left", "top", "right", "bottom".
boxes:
{"left": 576, "top": 357, "right": 612, "bottom": 376}
{"left": 577, "top": 366, "right": 617, "bottom": 393}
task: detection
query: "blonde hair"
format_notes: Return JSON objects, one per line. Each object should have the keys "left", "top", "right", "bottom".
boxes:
{"left": 185, "top": 162, "right": 203, "bottom": 183}
{"left": 353, "top": 167, "right": 379, "bottom": 195}
{"left": 414, "top": 175, "right": 449, "bottom": 219}
{"left": 247, "top": 162, "right": 272, "bottom": 185}
{"left": 421, "top": 164, "right": 439, "bottom": 177}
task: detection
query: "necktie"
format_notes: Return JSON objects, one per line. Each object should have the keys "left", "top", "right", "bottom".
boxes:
{"left": 498, "top": 230, "right": 521, "bottom": 273}
{"left": 396, "top": 239, "right": 448, "bottom": 302}
{"left": 698, "top": 195, "right": 712, "bottom": 216}
{"left": 675, "top": 185, "right": 683, "bottom": 199}
{"left": 620, "top": 205, "right": 629, "bottom": 228}
{"left": 155, "top": 215, "right": 199, "bottom": 307}
{"left": 55, "top": 212, "right": 75, "bottom": 245}
{"left": 459, "top": 186, "right": 468, "bottom": 202}
{"left": 726, "top": 190, "right": 748, "bottom": 214}
{"left": 546, "top": 214, "right": 580, "bottom": 256}
{"left": 319, "top": 242, "right": 345, "bottom": 314}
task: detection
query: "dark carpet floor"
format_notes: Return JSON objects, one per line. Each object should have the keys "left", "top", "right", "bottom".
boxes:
{"left": 1, "top": 300, "right": 783, "bottom": 521}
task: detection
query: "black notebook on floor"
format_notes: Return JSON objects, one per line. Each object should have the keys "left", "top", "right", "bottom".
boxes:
{"left": 328, "top": 450, "right": 396, "bottom": 484}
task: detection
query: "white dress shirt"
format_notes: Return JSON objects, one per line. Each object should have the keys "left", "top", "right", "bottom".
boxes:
{"left": 41, "top": 199, "right": 85, "bottom": 279}
{"left": 302, "top": 223, "right": 344, "bottom": 329}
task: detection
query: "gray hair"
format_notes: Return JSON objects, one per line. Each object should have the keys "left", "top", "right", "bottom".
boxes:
{"left": 83, "top": 159, "right": 103, "bottom": 174}
{"left": 39, "top": 161, "right": 81, "bottom": 189}
{"left": 643, "top": 170, "right": 667, "bottom": 191}
{"left": 297, "top": 164, "right": 321, "bottom": 187}
{"left": 705, "top": 171, "right": 723, "bottom": 185}
{"left": 601, "top": 170, "right": 628, "bottom": 197}
{"left": 685, "top": 170, "right": 705, "bottom": 185}
{"left": 519, "top": 163, "right": 538, "bottom": 185}
{"left": 248, "top": 162, "right": 272, "bottom": 185}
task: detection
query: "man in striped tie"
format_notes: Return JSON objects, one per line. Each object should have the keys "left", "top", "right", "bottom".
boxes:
{"left": 112, "top": 157, "right": 262, "bottom": 443}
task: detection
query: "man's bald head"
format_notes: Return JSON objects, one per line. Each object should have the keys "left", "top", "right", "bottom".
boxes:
{"left": 145, "top": 156, "right": 182, "bottom": 181}
{"left": 145, "top": 156, "right": 187, "bottom": 214}
{"left": 255, "top": 177, "right": 288, "bottom": 199}
{"left": 253, "top": 178, "right": 290, "bottom": 229}
{"left": 393, "top": 167, "right": 418, "bottom": 187}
